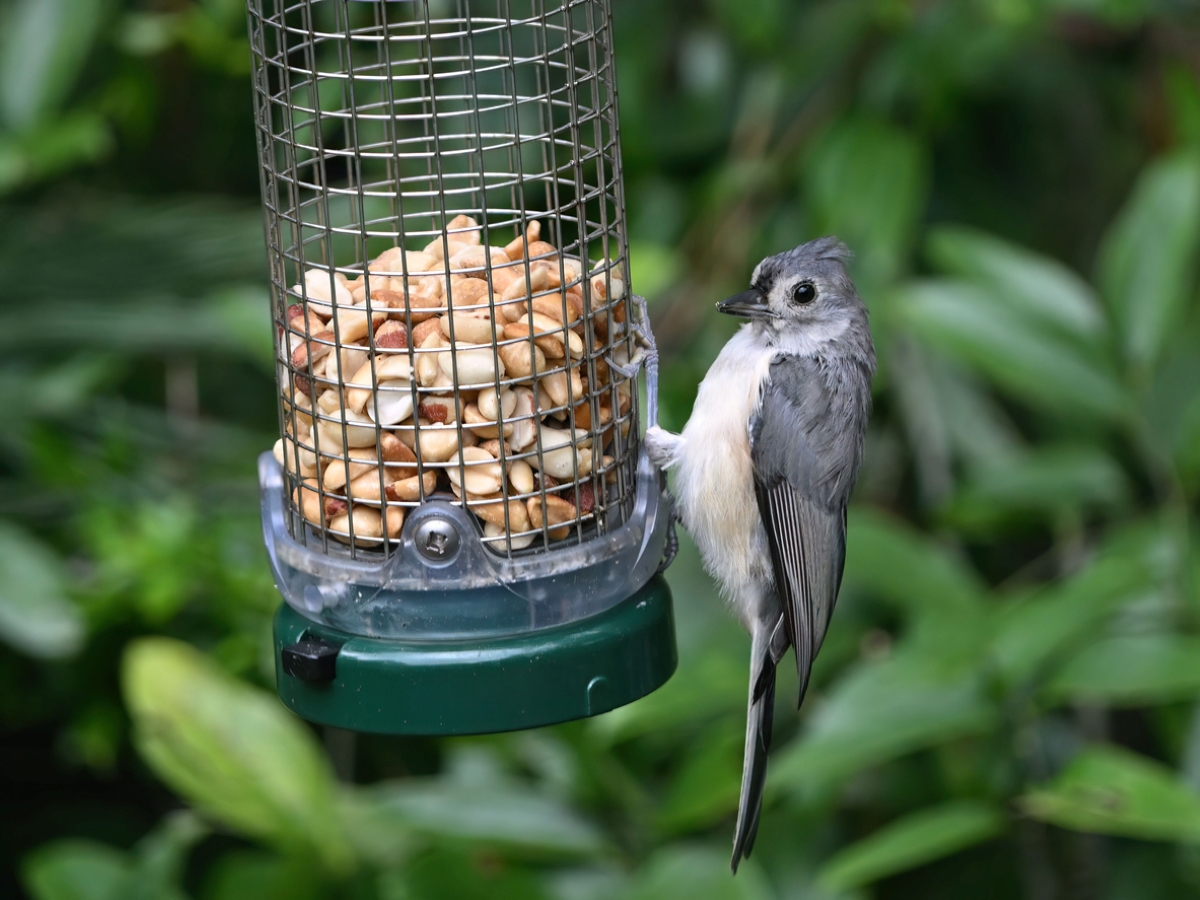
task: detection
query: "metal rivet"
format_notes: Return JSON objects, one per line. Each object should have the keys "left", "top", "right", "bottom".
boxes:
{"left": 415, "top": 517, "right": 460, "bottom": 561}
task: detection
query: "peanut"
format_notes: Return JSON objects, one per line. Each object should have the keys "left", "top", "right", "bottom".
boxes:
{"left": 418, "top": 395, "right": 459, "bottom": 425}
{"left": 446, "top": 447, "right": 504, "bottom": 496}
{"left": 411, "top": 316, "right": 443, "bottom": 346}
{"left": 386, "top": 471, "right": 438, "bottom": 502}
{"left": 527, "top": 494, "right": 576, "bottom": 540}
{"left": 483, "top": 520, "right": 536, "bottom": 550}
{"left": 449, "top": 245, "right": 509, "bottom": 273}
{"left": 415, "top": 331, "right": 446, "bottom": 386}
{"left": 476, "top": 385, "right": 516, "bottom": 422}
{"left": 508, "top": 459, "right": 534, "bottom": 495}
{"left": 411, "top": 423, "right": 462, "bottom": 462}
{"left": 327, "top": 505, "right": 403, "bottom": 547}
{"left": 290, "top": 331, "right": 334, "bottom": 371}
{"left": 275, "top": 437, "right": 317, "bottom": 478}
{"left": 323, "top": 448, "right": 380, "bottom": 492}
{"left": 503, "top": 220, "right": 542, "bottom": 260}
{"left": 316, "top": 405, "right": 380, "bottom": 450}
{"left": 438, "top": 345, "right": 504, "bottom": 387}
{"left": 528, "top": 424, "right": 593, "bottom": 480}
{"left": 539, "top": 367, "right": 583, "bottom": 409}
{"left": 462, "top": 402, "right": 513, "bottom": 439}
{"left": 504, "top": 313, "right": 583, "bottom": 359}
{"left": 470, "top": 495, "right": 531, "bottom": 533}
{"left": 346, "top": 468, "right": 397, "bottom": 502}
{"left": 302, "top": 268, "right": 353, "bottom": 308}
{"left": 497, "top": 339, "right": 545, "bottom": 378}
{"left": 423, "top": 236, "right": 469, "bottom": 260}
{"left": 509, "top": 387, "right": 538, "bottom": 451}
{"left": 294, "top": 478, "right": 347, "bottom": 527}
{"left": 276, "top": 216, "right": 636, "bottom": 551}
{"left": 447, "top": 277, "right": 491, "bottom": 310}
{"left": 369, "top": 247, "right": 436, "bottom": 275}
{"left": 446, "top": 214, "right": 481, "bottom": 246}
{"left": 440, "top": 313, "right": 495, "bottom": 345}
{"left": 373, "top": 320, "right": 408, "bottom": 350}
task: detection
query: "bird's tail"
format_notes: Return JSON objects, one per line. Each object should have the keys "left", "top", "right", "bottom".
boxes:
{"left": 731, "top": 621, "right": 779, "bottom": 873}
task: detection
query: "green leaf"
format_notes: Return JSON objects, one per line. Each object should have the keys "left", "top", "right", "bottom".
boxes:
{"left": 591, "top": 642, "right": 745, "bottom": 744}
{"left": 927, "top": 358, "right": 1024, "bottom": 471}
{"left": 817, "top": 801, "right": 1006, "bottom": 891}
{"left": 1045, "top": 634, "right": 1200, "bottom": 706}
{"left": 121, "top": 638, "right": 351, "bottom": 870}
{"left": 927, "top": 226, "right": 1105, "bottom": 338}
{"left": 385, "top": 846, "right": 551, "bottom": 900}
{"left": 1144, "top": 323, "right": 1200, "bottom": 487}
{"left": 804, "top": 116, "right": 928, "bottom": 287}
{"left": 946, "top": 445, "right": 1129, "bottom": 531}
{"left": 1043, "top": 0, "right": 1152, "bottom": 27}
{"left": 203, "top": 851, "right": 327, "bottom": 900}
{"left": 900, "top": 280, "right": 1128, "bottom": 420}
{"left": 990, "top": 542, "right": 1159, "bottom": 684}
{"left": 628, "top": 241, "right": 682, "bottom": 300}
{"left": 354, "top": 780, "right": 607, "bottom": 860}
{"left": 0, "top": 197, "right": 265, "bottom": 302}
{"left": 1166, "top": 62, "right": 1200, "bottom": 153}
{"left": 845, "top": 508, "right": 987, "bottom": 616}
{"left": 769, "top": 651, "right": 997, "bottom": 799}
{"left": 0, "top": 520, "right": 84, "bottom": 658}
{"left": 128, "top": 810, "right": 208, "bottom": 900}
{"left": 0, "top": 295, "right": 271, "bottom": 360}
{"left": 844, "top": 508, "right": 991, "bottom": 655}
{"left": 1021, "top": 744, "right": 1200, "bottom": 842}
{"left": 22, "top": 811, "right": 205, "bottom": 900}
{"left": 0, "top": 0, "right": 105, "bottom": 129}
{"left": 622, "top": 845, "right": 773, "bottom": 900}
{"left": 0, "top": 111, "right": 112, "bottom": 194}
{"left": 334, "top": 789, "right": 416, "bottom": 869}
{"left": 657, "top": 721, "right": 743, "bottom": 834}
{"left": 213, "top": 285, "right": 276, "bottom": 370}
{"left": 22, "top": 840, "right": 131, "bottom": 900}
{"left": 1098, "top": 153, "right": 1200, "bottom": 368}
{"left": 0, "top": 355, "right": 117, "bottom": 423}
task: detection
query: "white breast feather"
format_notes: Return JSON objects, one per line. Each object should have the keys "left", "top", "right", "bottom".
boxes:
{"left": 674, "top": 325, "right": 776, "bottom": 617}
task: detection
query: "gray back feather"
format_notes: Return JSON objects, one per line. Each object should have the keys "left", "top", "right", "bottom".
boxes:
{"left": 752, "top": 353, "right": 872, "bottom": 511}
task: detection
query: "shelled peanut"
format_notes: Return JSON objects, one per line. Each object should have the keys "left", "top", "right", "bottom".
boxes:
{"left": 273, "top": 214, "right": 632, "bottom": 551}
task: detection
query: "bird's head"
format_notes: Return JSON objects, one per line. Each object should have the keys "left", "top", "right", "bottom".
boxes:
{"left": 717, "top": 237, "right": 866, "bottom": 344}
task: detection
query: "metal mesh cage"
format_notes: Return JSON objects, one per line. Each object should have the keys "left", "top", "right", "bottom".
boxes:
{"left": 250, "top": 0, "right": 645, "bottom": 570}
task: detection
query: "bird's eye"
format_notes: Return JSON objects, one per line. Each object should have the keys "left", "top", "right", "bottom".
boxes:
{"left": 791, "top": 282, "right": 817, "bottom": 305}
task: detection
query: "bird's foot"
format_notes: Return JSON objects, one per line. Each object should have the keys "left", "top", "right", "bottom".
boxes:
{"left": 606, "top": 345, "right": 651, "bottom": 380}
{"left": 657, "top": 500, "right": 681, "bottom": 574}
{"left": 643, "top": 425, "right": 682, "bottom": 470}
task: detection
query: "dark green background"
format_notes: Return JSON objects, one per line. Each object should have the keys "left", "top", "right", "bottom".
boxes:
{"left": 3, "top": 0, "right": 1200, "bottom": 898}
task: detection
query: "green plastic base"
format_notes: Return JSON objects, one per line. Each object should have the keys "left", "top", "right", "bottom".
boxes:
{"left": 273, "top": 576, "right": 676, "bottom": 735}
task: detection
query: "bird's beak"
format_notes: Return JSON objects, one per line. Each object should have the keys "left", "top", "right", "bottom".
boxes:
{"left": 717, "top": 289, "right": 772, "bottom": 318}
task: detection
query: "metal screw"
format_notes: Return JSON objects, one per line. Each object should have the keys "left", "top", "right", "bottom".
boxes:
{"left": 415, "top": 518, "right": 460, "bottom": 561}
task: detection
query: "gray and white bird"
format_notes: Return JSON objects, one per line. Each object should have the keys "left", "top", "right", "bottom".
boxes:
{"left": 644, "top": 237, "right": 875, "bottom": 871}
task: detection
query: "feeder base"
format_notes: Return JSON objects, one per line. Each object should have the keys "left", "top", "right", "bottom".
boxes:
{"left": 272, "top": 576, "right": 676, "bottom": 735}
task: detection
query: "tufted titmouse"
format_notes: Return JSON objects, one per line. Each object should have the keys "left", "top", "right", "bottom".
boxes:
{"left": 645, "top": 237, "right": 875, "bottom": 871}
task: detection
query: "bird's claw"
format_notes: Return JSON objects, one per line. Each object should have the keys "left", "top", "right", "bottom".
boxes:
{"left": 657, "top": 498, "right": 680, "bottom": 574}
{"left": 606, "top": 294, "right": 658, "bottom": 380}
{"left": 607, "top": 350, "right": 646, "bottom": 380}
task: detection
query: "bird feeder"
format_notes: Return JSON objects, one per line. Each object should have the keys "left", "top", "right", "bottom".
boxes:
{"left": 247, "top": 0, "right": 675, "bottom": 734}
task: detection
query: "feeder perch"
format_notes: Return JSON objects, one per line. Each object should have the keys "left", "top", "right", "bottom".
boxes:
{"left": 247, "top": 0, "right": 675, "bottom": 734}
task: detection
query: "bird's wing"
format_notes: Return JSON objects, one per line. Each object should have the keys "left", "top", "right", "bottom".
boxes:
{"left": 750, "top": 357, "right": 854, "bottom": 705}
{"left": 753, "top": 481, "right": 845, "bottom": 702}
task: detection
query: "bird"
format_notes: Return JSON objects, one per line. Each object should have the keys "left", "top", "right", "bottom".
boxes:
{"left": 644, "top": 236, "right": 875, "bottom": 872}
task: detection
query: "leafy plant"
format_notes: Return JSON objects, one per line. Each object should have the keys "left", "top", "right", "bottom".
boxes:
{"left": 5, "top": 1, "right": 1200, "bottom": 898}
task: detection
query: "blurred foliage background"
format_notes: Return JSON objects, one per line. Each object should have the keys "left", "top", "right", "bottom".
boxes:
{"left": 3, "top": 0, "right": 1200, "bottom": 897}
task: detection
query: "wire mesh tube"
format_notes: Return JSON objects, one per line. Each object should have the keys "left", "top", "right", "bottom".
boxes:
{"left": 249, "top": 0, "right": 648, "bottom": 571}
{"left": 249, "top": 0, "right": 666, "bottom": 639}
